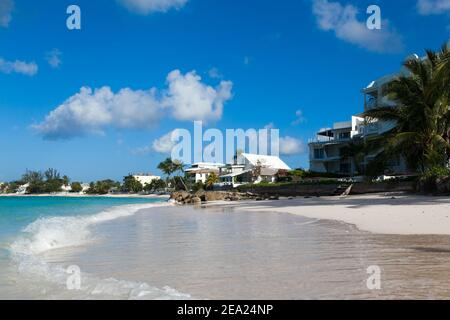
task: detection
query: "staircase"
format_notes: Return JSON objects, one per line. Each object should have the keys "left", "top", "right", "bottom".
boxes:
{"left": 333, "top": 183, "right": 353, "bottom": 196}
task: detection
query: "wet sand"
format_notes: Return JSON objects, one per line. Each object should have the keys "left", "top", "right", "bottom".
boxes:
{"left": 33, "top": 204, "right": 450, "bottom": 299}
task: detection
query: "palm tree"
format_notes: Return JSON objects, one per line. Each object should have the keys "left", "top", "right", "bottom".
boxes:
{"left": 205, "top": 173, "right": 219, "bottom": 190}
{"left": 157, "top": 158, "right": 188, "bottom": 190}
{"left": 172, "top": 159, "right": 188, "bottom": 191}
{"left": 436, "top": 44, "right": 450, "bottom": 164}
{"left": 363, "top": 46, "right": 450, "bottom": 173}
{"left": 157, "top": 158, "right": 175, "bottom": 179}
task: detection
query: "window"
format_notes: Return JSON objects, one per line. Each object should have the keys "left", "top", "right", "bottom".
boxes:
{"left": 339, "top": 132, "right": 351, "bottom": 140}
{"left": 314, "top": 148, "right": 325, "bottom": 159}
{"left": 340, "top": 163, "right": 351, "bottom": 173}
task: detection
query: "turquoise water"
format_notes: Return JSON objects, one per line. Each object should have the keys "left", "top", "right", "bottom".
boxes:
{"left": 0, "top": 196, "right": 163, "bottom": 253}
{"left": 0, "top": 196, "right": 173, "bottom": 299}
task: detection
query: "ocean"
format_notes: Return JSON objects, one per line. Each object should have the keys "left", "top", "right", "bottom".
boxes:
{"left": 0, "top": 196, "right": 184, "bottom": 300}
{"left": 3, "top": 196, "right": 450, "bottom": 299}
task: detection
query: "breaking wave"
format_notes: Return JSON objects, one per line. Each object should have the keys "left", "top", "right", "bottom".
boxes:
{"left": 8, "top": 202, "right": 192, "bottom": 300}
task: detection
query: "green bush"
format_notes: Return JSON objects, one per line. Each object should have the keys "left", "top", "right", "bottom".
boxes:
{"left": 422, "top": 166, "right": 450, "bottom": 179}
{"left": 417, "top": 166, "right": 450, "bottom": 194}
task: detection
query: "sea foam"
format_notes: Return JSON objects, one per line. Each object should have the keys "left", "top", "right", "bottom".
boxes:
{"left": 8, "top": 202, "right": 192, "bottom": 300}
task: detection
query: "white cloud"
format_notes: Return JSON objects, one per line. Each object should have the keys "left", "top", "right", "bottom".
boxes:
{"left": 279, "top": 136, "right": 305, "bottom": 155}
{"left": 33, "top": 86, "right": 163, "bottom": 140}
{"left": 152, "top": 130, "right": 179, "bottom": 153}
{"left": 117, "top": 0, "right": 187, "bottom": 14}
{"left": 312, "top": 0, "right": 404, "bottom": 53}
{"left": 165, "top": 70, "right": 233, "bottom": 122}
{"left": 33, "top": 70, "right": 233, "bottom": 140}
{"left": 0, "top": 0, "right": 13, "bottom": 27}
{"left": 46, "top": 49, "right": 62, "bottom": 68}
{"left": 0, "top": 58, "right": 38, "bottom": 76}
{"left": 417, "top": 0, "right": 450, "bottom": 15}
{"left": 292, "top": 110, "right": 306, "bottom": 125}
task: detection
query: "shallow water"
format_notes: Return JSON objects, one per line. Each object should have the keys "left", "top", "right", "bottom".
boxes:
{"left": 4, "top": 203, "right": 450, "bottom": 299}
{"left": 4, "top": 200, "right": 450, "bottom": 299}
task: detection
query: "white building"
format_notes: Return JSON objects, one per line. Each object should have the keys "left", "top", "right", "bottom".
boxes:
{"left": 133, "top": 174, "right": 161, "bottom": 187}
{"left": 219, "top": 153, "right": 291, "bottom": 187}
{"left": 81, "top": 183, "right": 91, "bottom": 193}
{"left": 16, "top": 183, "right": 29, "bottom": 195}
{"left": 309, "top": 62, "right": 413, "bottom": 176}
{"left": 61, "top": 185, "right": 72, "bottom": 192}
{"left": 185, "top": 163, "right": 225, "bottom": 184}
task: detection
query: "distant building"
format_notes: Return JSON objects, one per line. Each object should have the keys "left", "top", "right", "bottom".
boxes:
{"left": 185, "top": 163, "right": 224, "bottom": 184}
{"left": 81, "top": 183, "right": 90, "bottom": 193}
{"left": 133, "top": 174, "right": 161, "bottom": 187}
{"left": 219, "top": 153, "right": 291, "bottom": 187}
{"left": 16, "top": 183, "right": 29, "bottom": 195}
{"left": 61, "top": 185, "right": 72, "bottom": 192}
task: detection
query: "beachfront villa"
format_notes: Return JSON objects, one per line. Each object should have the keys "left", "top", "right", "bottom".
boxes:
{"left": 308, "top": 60, "right": 416, "bottom": 177}
{"left": 183, "top": 154, "right": 291, "bottom": 187}
{"left": 16, "top": 183, "right": 29, "bottom": 195}
{"left": 219, "top": 153, "right": 291, "bottom": 187}
{"left": 185, "top": 163, "right": 225, "bottom": 184}
{"left": 133, "top": 173, "right": 161, "bottom": 186}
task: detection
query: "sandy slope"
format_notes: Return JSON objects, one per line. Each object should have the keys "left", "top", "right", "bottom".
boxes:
{"left": 205, "top": 193, "right": 450, "bottom": 235}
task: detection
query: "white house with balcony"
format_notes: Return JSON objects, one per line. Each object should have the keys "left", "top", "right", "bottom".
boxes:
{"left": 219, "top": 153, "right": 291, "bottom": 187}
{"left": 185, "top": 163, "right": 225, "bottom": 184}
{"left": 309, "top": 61, "right": 416, "bottom": 176}
{"left": 309, "top": 116, "right": 364, "bottom": 175}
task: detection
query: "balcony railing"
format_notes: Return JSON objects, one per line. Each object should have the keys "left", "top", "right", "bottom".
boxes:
{"left": 308, "top": 136, "right": 352, "bottom": 144}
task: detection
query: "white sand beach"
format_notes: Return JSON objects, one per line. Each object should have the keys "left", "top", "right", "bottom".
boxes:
{"left": 204, "top": 193, "right": 450, "bottom": 236}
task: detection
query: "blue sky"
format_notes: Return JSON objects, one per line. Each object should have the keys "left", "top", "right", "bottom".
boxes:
{"left": 0, "top": 0, "right": 449, "bottom": 182}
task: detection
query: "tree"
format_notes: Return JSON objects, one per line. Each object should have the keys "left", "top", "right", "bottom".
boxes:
{"left": 364, "top": 46, "right": 450, "bottom": 173}
{"left": 123, "top": 175, "right": 143, "bottom": 193}
{"left": 143, "top": 179, "right": 166, "bottom": 193}
{"left": 157, "top": 158, "right": 187, "bottom": 190}
{"left": 205, "top": 173, "right": 219, "bottom": 190}
{"left": 87, "top": 180, "right": 120, "bottom": 195}
{"left": 71, "top": 182, "right": 83, "bottom": 193}
{"left": 63, "top": 175, "right": 70, "bottom": 186}
{"left": 157, "top": 158, "right": 175, "bottom": 179}
{"left": 22, "top": 170, "right": 44, "bottom": 184}
{"left": 44, "top": 168, "right": 61, "bottom": 181}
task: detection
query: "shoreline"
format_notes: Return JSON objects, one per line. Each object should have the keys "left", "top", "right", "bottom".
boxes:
{"left": 0, "top": 193, "right": 170, "bottom": 199}
{"left": 202, "top": 193, "right": 450, "bottom": 236}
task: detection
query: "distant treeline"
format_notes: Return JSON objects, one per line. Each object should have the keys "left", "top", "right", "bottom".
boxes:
{"left": 0, "top": 169, "right": 167, "bottom": 195}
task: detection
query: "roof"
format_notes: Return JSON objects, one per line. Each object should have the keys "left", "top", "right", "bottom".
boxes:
{"left": 220, "top": 170, "right": 252, "bottom": 178}
{"left": 240, "top": 153, "right": 291, "bottom": 170}
{"left": 259, "top": 167, "right": 279, "bottom": 176}
{"left": 185, "top": 168, "right": 220, "bottom": 174}
{"left": 191, "top": 162, "right": 225, "bottom": 167}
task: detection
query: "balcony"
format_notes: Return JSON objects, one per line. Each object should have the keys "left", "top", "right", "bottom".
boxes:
{"left": 308, "top": 136, "right": 351, "bottom": 145}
